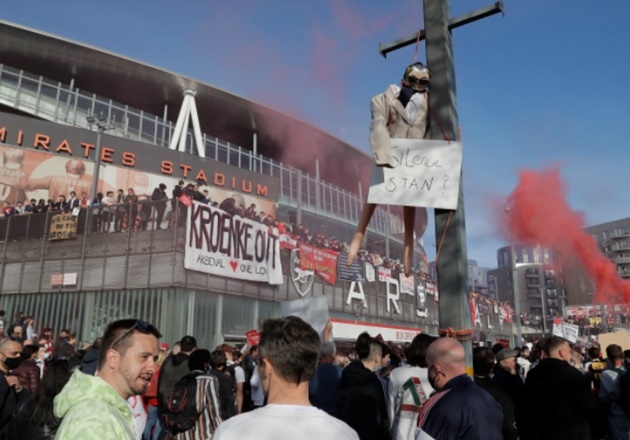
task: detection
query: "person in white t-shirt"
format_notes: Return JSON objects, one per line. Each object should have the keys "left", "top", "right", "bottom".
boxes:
{"left": 388, "top": 333, "right": 436, "bottom": 440}
{"left": 213, "top": 316, "right": 359, "bottom": 440}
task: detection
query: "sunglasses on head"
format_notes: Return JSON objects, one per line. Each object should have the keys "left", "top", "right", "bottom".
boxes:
{"left": 407, "top": 77, "right": 430, "bottom": 86}
{"left": 110, "top": 320, "right": 150, "bottom": 350}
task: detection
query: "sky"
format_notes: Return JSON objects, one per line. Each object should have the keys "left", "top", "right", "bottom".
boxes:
{"left": 3, "top": 0, "right": 630, "bottom": 269}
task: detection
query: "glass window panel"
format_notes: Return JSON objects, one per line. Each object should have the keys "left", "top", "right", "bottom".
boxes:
{"left": 93, "top": 99, "right": 110, "bottom": 121}
{"left": 0, "top": 71, "right": 19, "bottom": 103}
{"left": 141, "top": 116, "right": 156, "bottom": 143}
{"left": 126, "top": 112, "right": 140, "bottom": 139}
{"left": 229, "top": 148, "right": 239, "bottom": 167}
{"left": 240, "top": 151, "right": 251, "bottom": 170}
{"left": 76, "top": 92, "right": 93, "bottom": 114}
{"left": 37, "top": 82, "right": 59, "bottom": 118}
{"left": 217, "top": 145, "right": 228, "bottom": 164}
{"left": 262, "top": 160, "right": 272, "bottom": 176}
{"left": 204, "top": 139, "right": 217, "bottom": 159}
{"left": 17, "top": 77, "right": 39, "bottom": 111}
{"left": 308, "top": 178, "right": 317, "bottom": 209}
{"left": 271, "top": 163, "right": 281, "bottom": 178}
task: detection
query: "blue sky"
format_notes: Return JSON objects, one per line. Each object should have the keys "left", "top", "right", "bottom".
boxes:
{"left": 3, "top": 0, "right": 630, "bottom": 268}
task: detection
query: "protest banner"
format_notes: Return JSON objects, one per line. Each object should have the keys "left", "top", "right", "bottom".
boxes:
{"left": 378, "top": 267, "right": 391, "bottom": 282}
{"left": 399, "top": 273, "right": 415, "bottom": 295}
{"left": 416, "top": 282, "right": 427, "bottom": 317}
{"left": 245, "top": 329, "right": 260, "bottom": 346}
{"left": 184, "top": 201, "right": 283, "bottom": 284}
{"left": 298, "top": 242, "right": 338, "bottom": 285}
{"left": 49, "top": 213, "right": 77, "bottom": 240}
{"left": 364, "top": 262, "right": 375, "bottom": 282}
{"left": 552, "top": 322, "right": 580, "bottom": 343}
{"left": 598, "top": 329, "right": 630, "bottom": 351}
{"left": 337, "top": 252, "right": 365, "bottom": 282}
{"left": 367, "top": 138, "right": 463, "bottom": 210}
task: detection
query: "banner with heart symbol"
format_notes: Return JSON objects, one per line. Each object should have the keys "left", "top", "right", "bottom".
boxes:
{"left": 184, "top": 201, "right": 283, "bottom": 285}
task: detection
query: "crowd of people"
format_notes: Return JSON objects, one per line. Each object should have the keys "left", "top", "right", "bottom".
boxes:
{"left": 3, "top": 306, "right": 630, "bottom": 439}
{"left": 0, "top": 179, "right": 284, "bottom": 235}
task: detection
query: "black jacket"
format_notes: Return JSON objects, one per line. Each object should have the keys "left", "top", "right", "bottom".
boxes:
{"left": 337, "top": 360, "right": 390, "bottom": 440}
{"left": 492, "top": 363, "right": 525, "bottom": 429}
{"left": 209, "top": 368, "right": 237, "bottom": 420}
{"left": 80, "top": 347, "right": 100, "bottom": 376}
{"left": 419, "top": 374, "right": 503, "bottom": 440}
{"left": 520, "top": 358, "right": 599, "bottom": 440}
{"left": 14, "top": 397, "right": 61, "bottom": 440}
{"left": 0, "top": 371, "right": 30, "bottom": 440}
{"left": 475, "top": 376, "right": 518, "bottom": 440}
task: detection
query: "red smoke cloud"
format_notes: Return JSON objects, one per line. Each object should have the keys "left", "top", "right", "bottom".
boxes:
{"left": 505, "top": 165, "right": 630, "bottom": 304}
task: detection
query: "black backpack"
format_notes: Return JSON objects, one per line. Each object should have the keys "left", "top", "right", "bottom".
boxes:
{"left": 164, "top": 372, "right": 204, "bottom": 434}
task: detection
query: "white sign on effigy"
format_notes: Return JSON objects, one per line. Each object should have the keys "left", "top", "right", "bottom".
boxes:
{"left": 367, "top": 138, "right": 463, "bottom": 210}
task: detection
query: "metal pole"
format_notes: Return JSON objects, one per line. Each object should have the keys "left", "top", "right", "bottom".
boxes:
{"left": 511, "top": 242, "right": 523, "bottom": 344}
{"left": 538, "top": 255, "right": 548, "bottom": 336}
{"left": 424, "top": 0, "right": 472, "bottom": 372}
{"left": 90, "top": 128, "right": 103, "bottom": 201}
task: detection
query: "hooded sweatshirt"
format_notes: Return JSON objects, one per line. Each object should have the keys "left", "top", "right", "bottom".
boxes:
{"left": 338, "top": 360, "right": 390, "bottom": 440}
{"left": 54, "top": 370, "right": 136, "bottom": 440}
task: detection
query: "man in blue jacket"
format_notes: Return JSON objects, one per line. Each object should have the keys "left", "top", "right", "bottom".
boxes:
{"left": 416, "top": 338, "right": 503, "bottom": 440}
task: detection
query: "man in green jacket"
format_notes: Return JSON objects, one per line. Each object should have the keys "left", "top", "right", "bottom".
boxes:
{"left": 54, "top": 319, "right": 161, "bottom": 440}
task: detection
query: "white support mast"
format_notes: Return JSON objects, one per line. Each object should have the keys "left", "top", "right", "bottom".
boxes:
{"left": 168, "top": 90, "right": 205, "bottom": 158}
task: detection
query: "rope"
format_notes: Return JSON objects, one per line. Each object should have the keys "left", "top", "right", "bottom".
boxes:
{"left": 434, "top": 210, "right": 453, "bottom": 265}
{"left": 425, "top": 94, "right": 451, "bottom": 143}
{"left": 413, "top": 30, "right": 422, "bottom": 64}
{"left": 439, "top": 327, "right": 474, "bottom": 341}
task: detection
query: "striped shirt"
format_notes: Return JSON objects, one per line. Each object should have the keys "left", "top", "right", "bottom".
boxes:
{"left": 174, "top": 373, "right": 222, "bottom": 440}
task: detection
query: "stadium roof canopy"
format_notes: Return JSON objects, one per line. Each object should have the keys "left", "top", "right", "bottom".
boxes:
{"left": 0, "top": 20, "right": 371, "bottom": 193}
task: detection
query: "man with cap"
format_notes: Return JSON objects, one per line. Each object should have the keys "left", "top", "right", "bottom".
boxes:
{"left": 493, "top": 347, "right": 525, "bottom": 433}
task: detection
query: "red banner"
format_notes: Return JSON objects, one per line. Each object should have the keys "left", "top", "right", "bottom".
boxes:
{"left": 279, "top": 233, "right": 297, "bottom": 250}
{"left": 470, "top": 295, "right": 477, "bottom": 324}
{"left": 299, "top": 243, "right": 338, "bottom": 285}
{"left": 245, "top": 329, "right": 260, "bottom": 346}
{"left": 178, "top": 194, "right": 192, "bottom": 207}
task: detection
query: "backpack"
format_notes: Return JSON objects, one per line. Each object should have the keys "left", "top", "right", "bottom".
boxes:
{"left": 163, "top": 372, "right": 204, "bottom": 434}
{"left": 589, "top": 360, "right": 607, "bottom": 391}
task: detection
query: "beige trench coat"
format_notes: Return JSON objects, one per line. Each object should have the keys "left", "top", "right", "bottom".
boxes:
{"left": 369, "top": 84, "right": 430, "bottom": 167}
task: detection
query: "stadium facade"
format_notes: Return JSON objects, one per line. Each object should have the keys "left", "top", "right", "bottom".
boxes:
{"left": 0, "top": 20, "right": 515, "bottom": 348}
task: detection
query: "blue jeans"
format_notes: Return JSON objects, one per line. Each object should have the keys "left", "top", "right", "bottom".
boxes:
{"left": 142, "top": 405, "right": 164, "bottom": 440}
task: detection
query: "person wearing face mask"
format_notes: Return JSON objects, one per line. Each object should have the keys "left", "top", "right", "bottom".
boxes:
{"left": 338, "top": 332, "right": 391, "bottom": 440}
{"left": 415, "top": 338, "right": 502, "bottom": 440}
{"left": 0, "top": 337, "right": 29, "bottom": 438}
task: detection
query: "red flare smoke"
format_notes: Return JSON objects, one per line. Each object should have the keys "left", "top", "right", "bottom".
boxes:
{"left": 505, "top": 165, "right": 630, "bottom": 304}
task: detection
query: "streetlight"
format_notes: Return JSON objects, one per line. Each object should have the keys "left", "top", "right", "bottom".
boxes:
{"left": 86, "top": 114, "right": 114, "bottom": 201}
{"left": 505, "top": 205, "right": 523, "bottom": 345}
